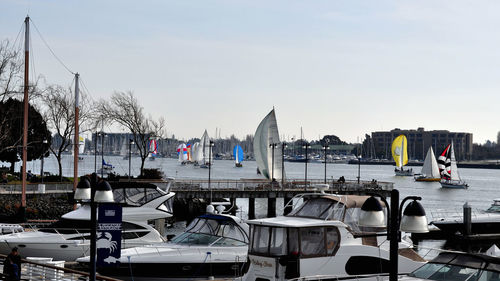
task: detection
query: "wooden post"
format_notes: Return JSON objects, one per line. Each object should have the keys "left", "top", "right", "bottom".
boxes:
{"left": 248, "top": 198, "right": 255, "bottom": 220}
{"left": 73, "top": 73, "right": 80, "bottom": 194}
{"left": 267, "top": 197, "right": 276, "bottom": 218}
{"left": 463, "top": 202, "right": 471, "bottom": 236}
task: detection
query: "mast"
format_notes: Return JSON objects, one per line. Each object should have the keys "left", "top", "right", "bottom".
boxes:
{"left": 73, "top": 73, "right": 80, "bottom": 193}
{"left": 21, "top": 16, "right": 30, "bottom": 208}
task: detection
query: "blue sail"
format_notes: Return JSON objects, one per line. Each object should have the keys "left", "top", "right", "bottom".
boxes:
{"left": 233, "top": 145, "right": 244, "bottom": 164}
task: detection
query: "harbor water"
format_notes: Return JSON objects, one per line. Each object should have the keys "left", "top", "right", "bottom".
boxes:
{"left": 11, "top": 154, "right": 500, "bottom": 219}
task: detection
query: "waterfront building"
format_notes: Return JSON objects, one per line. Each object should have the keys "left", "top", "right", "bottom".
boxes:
{"left": 371, "top": 128, "right": 473, "bottom": 161}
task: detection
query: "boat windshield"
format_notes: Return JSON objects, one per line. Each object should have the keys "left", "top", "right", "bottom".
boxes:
{"left": 171, "top": 215, "right": 248, "bottom": 246}
{"left": 249, "top": 225, "right": 340, "bottom": 257}
{"left": 486, "top": 202, "right": 500, "bottom": 213}
{"left": 287, "top": 197, "right": 375, "bottom": 232}
{"left": 409, "top": 253, "right": 500, "bottom": 281}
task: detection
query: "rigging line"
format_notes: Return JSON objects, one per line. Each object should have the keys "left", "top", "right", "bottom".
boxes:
{"left": 11, "top": 22, "right": 24, "bottom": 54}
{"left": 29, "top": 18, "right": 75, "bottom": 75}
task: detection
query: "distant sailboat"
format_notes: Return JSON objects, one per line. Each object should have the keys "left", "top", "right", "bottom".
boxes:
{"left": 438, "top": 142, "right": 468, "bottom": 189}
{"left": 148, "top": 139, "right": 158, "bottom": 161}
{"left": 392, "top": 135, "right": 413, "bottom": 176}
{"left": 200, "top": 130, "right": 213, "bottom": 168}
{"left": 414, "top": 147, "right": 440, "bottom": 182}
{"left": 192, "top": 142, "right": 203, "bottom": 166}
{"left": 177, "top": 143, "right": 188, "bottom": 164}
{"left": 233, "top": 145, "right": 244, "bottom": 167}
{"left": 78, "top": 136, "right": 85, "bottom": 161}
{"left": 254, "top": 109, "right": 283, "bottom": 181}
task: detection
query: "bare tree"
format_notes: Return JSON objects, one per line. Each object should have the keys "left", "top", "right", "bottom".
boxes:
{"left": 0, "top": 40, "right": 22, "bottom": 102}
{"left": 42, "top": 85, "right": 95, "bottom": 179}
{"left": 101, "top": 91, "right": 165, "bottom": 176}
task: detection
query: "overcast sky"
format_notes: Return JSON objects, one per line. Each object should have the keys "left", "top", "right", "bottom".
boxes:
{"left": 1, "top": 0, "right": 498, "bottom": 143}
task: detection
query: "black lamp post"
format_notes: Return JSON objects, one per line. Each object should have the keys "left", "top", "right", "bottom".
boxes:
{"left": 322, "top": 141, "right": 330, "bottom": 184}
{"left": 128, "top": 139, "right": 134, "bottom": 182}
{"left": 208, "top": 140, "right": 214, "bottom": 204}
{"left": 281, "top": 142, "right": 287, "bottom": 187}
{"left": 269, "top": 143, "right": 278, "bottom": 183}
{"left": 100, "top": 132, "right": 105, "bottom": 178}
{"left": 75, "top": 173, "right": 114, "bottom": 281}
{"left": 41, "top": 139, "right": 48, "bottom": 184}
{"left": 302, "top": 143, "right": 311, "bottom": 189}
{"left": 359, "top": 189, "right": 428, "bottom": 281}
{"left": 94, "top": 131, "right": 98, "bottom": 173}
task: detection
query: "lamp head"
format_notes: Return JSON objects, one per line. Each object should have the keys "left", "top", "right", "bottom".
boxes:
{"left": 400, "top": 200, "right": 429, "bottom": 233}
{"left": 74, "top": 177, "right": 91, "bottom": 201}
{"left": 95, "top": 180, "right": 114, "bottom": 203}
{"left": 359, "top": 196, "right": 386, "bottom": 228}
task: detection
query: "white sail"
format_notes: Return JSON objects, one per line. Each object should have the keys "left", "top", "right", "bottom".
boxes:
{"left": 253, "top": 109, "right": 283, "bottom": 181}
{"left": 200, "top": 130, "right": 212, "bottom": 164}
{"left": 78, "top": 136, "right": 85, "bottom": 154}
{"left": 421, "top": 147, "right": 440, "bottom": 178}
{"left": 192, "top": 142, "right": 203, "bottom": 163}
{"left": 450, "top": 142, "right": 461, "bottom": 181}
{"left": 235, "top": 148, "right": 240, "bottom": 164}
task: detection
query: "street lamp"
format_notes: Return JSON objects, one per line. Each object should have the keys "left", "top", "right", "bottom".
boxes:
{"left": 128, "top": 139, "right": 134, "bottom": 182}
{"left": 302, "top": 143, "right": 311, "bottom": 189}
{"left": 281, "top": 142, "right": 287, "bottom": 187}
{"left": 269, "top": 143, "right": 278, "bottom": 184}
{"left": 322, "top": 141, "right": 330, "bottom": 184}
{"left": 41, "top": 139, "right": 48, "bottom": 184}
{"left": 100, "top": 132, "right": 106, "bottom": 178}
{"left": 75, "top": 173, "right": 114, "bottom": 281}
{"left": 359, "top": 189, "right": 428, "bottom": 281}
{"left": 208, "top": 140, "right": 215, "bottom": 204}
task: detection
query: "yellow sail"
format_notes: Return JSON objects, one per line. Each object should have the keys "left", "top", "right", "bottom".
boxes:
{"left": 391, "top": 135, "right": 408, "bottom": 168}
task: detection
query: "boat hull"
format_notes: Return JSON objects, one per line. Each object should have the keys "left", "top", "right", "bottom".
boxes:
{"left": 414, "top": 177, "right": 440, "bottom": 182}
{"left": 395, "top": 169, "right": 414, "bottom": 176}
{"left": 94, "top": 261, "right": 247, "bottom": 281}
{"left": 440, "top": 181, "right": 468, "bottom": 189}
{"left": 432, "top": 220, "right": 500, "bottom": 235}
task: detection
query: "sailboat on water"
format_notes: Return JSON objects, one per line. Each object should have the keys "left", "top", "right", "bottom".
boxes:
{"left": 392, "top": 134, "right": 413, "bottom": 176}
{"left": 192, "top": 142, "right": 202, "bottom": 166}
{"left": 176, "top": 144, "right": 188, "bottom": 165}
{"left": 254, "top": 109, "right": 283, "bottom": 181}
{"left": 414, "top": 147, "right": 441, "bottom": 182}
{"left": 233, "top": 145, "right": 244, "bottom": 167}
{"left": 199, "top": 130, "right": 213, "bottom": 169}
{"left": 438, "top": 142, "right": 468, "bottom": 189}
{"left": 148, "top": 139, "right": 158, "bottom": 161}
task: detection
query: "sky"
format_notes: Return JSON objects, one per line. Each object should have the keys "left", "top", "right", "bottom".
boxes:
{"left": 1, "top": 0, "right": 499, "bottom": 144}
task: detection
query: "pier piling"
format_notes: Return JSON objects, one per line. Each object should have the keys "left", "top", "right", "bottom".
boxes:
{"left": 248, "top": 198, "right": 255, "bottom": 220}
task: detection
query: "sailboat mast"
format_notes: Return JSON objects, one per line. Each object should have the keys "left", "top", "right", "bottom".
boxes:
{"left": 21, "top": 16, "right": 30, "bottom": 208}
{"left": 73, "top": 73, "right": 80, "bottom": 192}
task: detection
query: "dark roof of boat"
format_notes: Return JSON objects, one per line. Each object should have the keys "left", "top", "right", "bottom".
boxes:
{"left": 198, "top": 214, "right": 235, "bottom": 222}
{"left": 431, "top": 252, "right": 500, "bottom": 272}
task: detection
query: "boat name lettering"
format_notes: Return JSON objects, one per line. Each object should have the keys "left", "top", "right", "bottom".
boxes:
{"left": 250, "top": 258, "right": 273, "bottom": 268}
{"left": 98, "top": 223, "right": 122, "bottom": 231}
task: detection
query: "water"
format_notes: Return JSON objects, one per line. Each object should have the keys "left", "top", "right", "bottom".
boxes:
{"left": 12, "top": 154, "right": 500, "bottom": 217}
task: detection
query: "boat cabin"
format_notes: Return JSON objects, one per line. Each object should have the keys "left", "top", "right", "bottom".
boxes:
{"left": 245, "top": 194, "right": 398, "bottom": 281}
{"left": 486, "top": 199, "right": 500, "bottom": 213}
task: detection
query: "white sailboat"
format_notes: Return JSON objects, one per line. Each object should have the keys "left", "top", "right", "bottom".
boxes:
{"left": 253, "top": 109, "right": 283, "bottom": 181}
{"left": 438, "top": 141, "right": 468, "bottom": 188}
{"left": 192, "top": 142, "right": 203, "bottom": 166}
{"left": 414, "top": 147, "right": 440, "bottom": 182}
{"left": 200, "top": 130, "right": 213, "bottom": 168}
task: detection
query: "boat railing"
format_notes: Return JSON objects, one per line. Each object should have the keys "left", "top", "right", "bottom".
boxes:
{"left": 429, "top": 207, "right": 487, "bottom": 222}
{"left": 0, "top": 253, "right": 120, "bottom": 281}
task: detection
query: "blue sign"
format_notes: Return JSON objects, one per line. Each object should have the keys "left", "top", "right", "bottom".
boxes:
{"left": 97, "top": 203, "right": 122, "bottom": 267}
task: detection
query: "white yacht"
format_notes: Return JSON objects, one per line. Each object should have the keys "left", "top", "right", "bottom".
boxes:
{"left": 243, "top": 193, "right": 426, "bottom": 281}
{"left": 0, "top": 182, "right": 175, "bottom": 261}
{"left": 78, "top": 208, "right": 249, "bottom": 280}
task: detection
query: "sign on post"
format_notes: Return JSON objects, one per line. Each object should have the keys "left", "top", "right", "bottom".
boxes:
{"left": 97, "top": 203, "right": 122, "bottom": 267}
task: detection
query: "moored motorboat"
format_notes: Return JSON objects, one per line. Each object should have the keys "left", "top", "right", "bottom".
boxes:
{"left": 242, "top": 193, "right": 426, "bottom": 281}
{"left": 0, "top": 182, "right": 175, "bottom": 261}
{"left": 431, "top": 199, "right": 500, "bottom": 235}
{"left": 78, "top": 208, "right": 249, "bottom": 281}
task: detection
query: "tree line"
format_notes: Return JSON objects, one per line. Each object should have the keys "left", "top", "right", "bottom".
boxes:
{"left": 0, "top": 39, "right": 165, "bottom": 180}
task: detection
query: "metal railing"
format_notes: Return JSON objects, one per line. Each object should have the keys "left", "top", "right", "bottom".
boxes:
{"left": 0, "top": 254, "right": 122, "bottom": 281}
